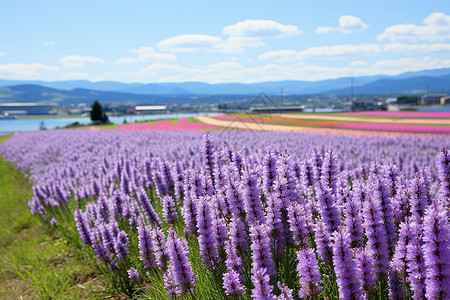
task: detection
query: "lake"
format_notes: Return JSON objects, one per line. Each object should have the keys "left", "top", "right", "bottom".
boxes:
{"left": 0, "top": 112, "right": 219, "bottom": 133}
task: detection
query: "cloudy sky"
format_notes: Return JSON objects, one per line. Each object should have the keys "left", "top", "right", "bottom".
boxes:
{"left": 1, "top": 0, "right": 449, "bottom": 83}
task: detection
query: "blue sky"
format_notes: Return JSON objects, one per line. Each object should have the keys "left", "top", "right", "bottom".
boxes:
{"left": 1, "top": 0, "right": 449, "bottom": 83}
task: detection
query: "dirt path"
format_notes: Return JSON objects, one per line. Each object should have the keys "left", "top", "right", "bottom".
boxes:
{"left": 195, "top": 116, "right": 417, "bottom": 137}
{"left": 276, "top": 113, "right": 450, "bottom": 125}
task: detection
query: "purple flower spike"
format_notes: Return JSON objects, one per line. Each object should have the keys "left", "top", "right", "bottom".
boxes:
{"left": 278, "top": 282, "right": 294, "bottom": 300}
{"left": 138, "top": 224, "right": 156, "bottom": 268}
{"left": 297, "top": 248, "right": 323, "bottom": 298}
{"left": 223, "top": 269, "right": 245, "bottom": 297}
{"left": 250, "top": 222, "right": 276, "bottom": 278}
{"left": 240, "top": 166, "right": 265, "bottom": 226}
{"left": 127, "top": 267, "right": 139, "bottom": 284}
{"left": 74, "top": 207, "right": 92, "bottom": 246}
{"left": 162, "top": 195, "right": 178, "bottom": 224}
{"left": 406, "top": 221, "right": 426, "bottom": 300}
{"left": 137, "top": 187, "right": 162, "bottom": 227}
{"left": 355, "top": 249, "right": 376, "bottom": 294}
{"left": 332, "top": 229, "right": 364, "bottom": 300}
{"left": 166, "top": 228, "right": 196, "bottom": 296}
{"left": 114, "top": 230, "right": 129, "bottom": 259}
{"left": 320, "top": 149, "right": 338, "bottom": 193}
{"left": 196, "top": 197, "right": 219, "bottom": 268}
{"left": 317, "top": 186, "right": 341, "bottom": 234}
{"left": 422, "top": 202, "right": 450, "bottom": 300}
{"left": 251, "top": 268, "right": 277, "bottom": 300}
{"left": 151, "top": 226, "right": 169, "bottom": 269}
{"left": 437, "top": 147, "right": 450, "bottom": 208}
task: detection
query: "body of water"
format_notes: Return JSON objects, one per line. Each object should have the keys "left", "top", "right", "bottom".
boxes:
{"left": 0, "top": 112, "right": 219, "bottom": 133}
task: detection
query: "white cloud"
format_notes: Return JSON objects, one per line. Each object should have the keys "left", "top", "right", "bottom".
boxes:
{"left": 350, "top": 60, "right": 370, "bottom": 67}
{"left": 0, "top": 63, "right": 58, "bottom": 79}
{"left": 130, "top": 47, "right": 177, "bottom": 62}
{"left": 158, "top": 34, "right": 226, "bottom": 53}
{"left": 115, "top": 57, "right": 139, "bottom": 65}
{"left": 384, "top": 43, "right": 450, "bottom": 53}
{"left": 123, "top": 55, "right": 450, "bottom": 83}
{"left": 60, "top": 55, "right": 104, "bottom": 68}
{"left": 42, "top": 41, "right": 55, "bottom": 46}
{"left": 258, "top": 44, "right": 381, "bottom": 62}
{"left": 62, "top": 72, "right": 89, "bottom": 79}
{"left": 0, "top": 52, "right": 4, "bottom": 56}
{"left": 223, "top": 19, "right": 301, "bottom": 38}
{"left": 156, "top": 20, "right": 300, "bottom": 54}
{"left": 157, "top": 34, "right": 244, "bottom": 53}
{"left": 377, "top": 12, "right": 450, "bottom": 42}
{"left": 316, "top": 15, "right": 368, "bottom": 34}
{"left": 372, "top": 56, "right": 450, "bottom": 70}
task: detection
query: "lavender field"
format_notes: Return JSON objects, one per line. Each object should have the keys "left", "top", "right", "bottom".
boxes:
{"left": 1, "top": 130, "right": 449, "bottom": 299}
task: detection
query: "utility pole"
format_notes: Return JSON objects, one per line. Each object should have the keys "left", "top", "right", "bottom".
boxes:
{"left": 280, "top": 87, "right": 284, "bottom": 105}
{"left": 350, "top": 77, "right": 354, "bottom": 102}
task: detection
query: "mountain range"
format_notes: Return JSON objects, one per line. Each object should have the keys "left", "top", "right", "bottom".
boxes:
{"left": 0, "top": 68, "right": 449, "bottom": 104}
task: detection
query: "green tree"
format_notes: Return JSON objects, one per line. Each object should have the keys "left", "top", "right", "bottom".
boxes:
{"left": 90, "top": 100, "right": 109, "bottom": 124}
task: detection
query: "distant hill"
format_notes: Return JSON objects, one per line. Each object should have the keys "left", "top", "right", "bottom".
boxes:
{"left": 327, "top": 74, "right": 450, "bottom": 95}
{"left": 0, "top": 84, "right": 168, "bottom": 105}
{"left": 0, "top": 68, "right": 450, "bottom": 103}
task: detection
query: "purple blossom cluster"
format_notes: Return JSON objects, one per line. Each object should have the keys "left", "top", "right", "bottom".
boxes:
{"left": 1, "top": 129, "right": 450, "bottom": 299}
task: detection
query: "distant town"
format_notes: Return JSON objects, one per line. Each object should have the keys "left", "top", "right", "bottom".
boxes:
{"left": 1, "top": 92, "right": 449, "bottom": 119}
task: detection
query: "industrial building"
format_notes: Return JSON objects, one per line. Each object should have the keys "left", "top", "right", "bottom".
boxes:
{"left": 0, "top": 103, "right": 57, "bottom": 115}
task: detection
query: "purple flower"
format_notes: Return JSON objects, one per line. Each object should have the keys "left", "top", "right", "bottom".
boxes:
{"left": 223, "top": 269, "right": 245, "bottom": 296}
{"left": 196, "top": 197, "right": 219, "bottom": 268}
{"left": 138, "top": 224, "right": 156, "bottom": 268}
{"left": 262, "top": 149, "right": 277, "bottom": 193}
{"left": 392, "top": 218, "right": 414, "bottom": 279}
{"left": 369, "top": 174, "right": 396, "bottom": 256}
{"left": 136, "top": 187, "right": 162, "bottom": 227}
{"left": 287, "top": 201, "right": 309, "bottom": 248}
{"left": 50, "top": 218, "right": 58, "bottom": 227}
{"left": 161, "top": 195, "right": 178, "bottom": 224}
{"left": 297, "top": 248, "right": 322, "bottom": 298}
{"left": 163, "top": 265, "right": 180, "bottom": 298}
{"left": 127, "top": 267, "right": 139, "bottom": 284}
{"left": 277, "top": 282, "right": 294, "bottom": 300}
{"left": 361, "top": 187, "right": 389, "bottom": 282}
{"left": 251, "top": 268, "right": 277, "bottom": 300}
{"left": 114, "top": 230, "right": 129, "bottom": 259}
{"left": 224, "top": 241, "right": 243, "bottom": 280}
{"left": 151, "top": 226, "right": 169, "bottom": 269}
{"left": 409, "top": 176, "right": 430, "bottom": 222}
{"left": 355, "top": 249, "right": 376, "bottom": 294}
{"left": 388, "top": 269, "right": 404, "bottom": 300}
{"left": 240, "top": 166, "right": 265, "bottom": 226}
{"left": 201, "top": 132, "right": 215, "bottom": 180}
{"left": 320, "top": 149, "right": 338, "bottom": 193}
{"left": 74, "top": 207, "right": 92, "bottom": 246}
{"left": 314, "top": 219, "right": 332, "bottom": 263}
{"left": 437, "top": 147, "right": 450, "bottom": 208}
{"left": 228, "top": 214, "right": 248, "bottom": 255}
{"left": 406, "top": 222, "right": 426, "bottom": 300}
{"left": 265, "top": 193, "right": 286, "bottom": 259}
{"left": 181, "top": 191, "right": 197, "bottom": 235}
{"left": 250, "top": 222, "right": 276, "bottom": 278}
{"left": 166, "top": 228, "right": 196, "bottom": 295}
{"left": 422, "top": 202, "right": 450, "bottom": 300}
{"left": 332, "top": 229, "right": 364, "bottom": 300}
{"left": 317, "top": 186, "right": 341, "bottom": 234}
{"left": 343, "top": 195, "right": 364, "bottom": 248}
